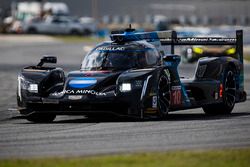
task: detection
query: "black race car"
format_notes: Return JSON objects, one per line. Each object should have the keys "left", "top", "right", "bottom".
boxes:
{"left": 17, "top": 29, "right": 246, "bottom": 122}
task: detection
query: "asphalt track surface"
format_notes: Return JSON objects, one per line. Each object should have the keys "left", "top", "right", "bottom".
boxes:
{"left": 0, "top": 41, "right": 250, "bottom": 159}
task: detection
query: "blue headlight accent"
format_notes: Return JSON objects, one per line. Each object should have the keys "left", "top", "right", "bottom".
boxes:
{"left": 69, "top": 77, "right": 97, "bottom": 88}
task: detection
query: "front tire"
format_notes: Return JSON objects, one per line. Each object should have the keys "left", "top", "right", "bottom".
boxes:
{"left": 26, "top": 113, "right": 56, "bottom": 123}
{"left": 157, "top": 71, "right": 171, "bottom": 119}
{"left": 203, "top": 66, "right": 236, "bottom": 115}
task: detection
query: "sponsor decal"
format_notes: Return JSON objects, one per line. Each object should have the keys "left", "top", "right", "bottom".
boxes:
{"left": 171, "top": 85, "right": 181, "bottom": 90}
{"left": 68, "top": 95, "right": 83, "bottom": 100}
{"left": 161, "top": 38, "right": 236, "bottom": 43}
{"left": 152, "top": 96, "right": 157, "bottom": 108}
{"left": 51, "top": 89, "right": 107, "bottom": 97}
{"left": 96, "top": 47, "right": 125, "bottom": 51}
{"left": 171, "top": 85, "right": 182, "bottom": 105}
{"left": 69, "top": 77, "right": 97, "bottom": 88}
{"left": 214, "top": 92, "right": 219, "bottom": 100}
{"left": 196, "top": 64, "right": 207, "bottom": 78}
{"left": 65, "top": 89, "right": 106, "bottom": 96}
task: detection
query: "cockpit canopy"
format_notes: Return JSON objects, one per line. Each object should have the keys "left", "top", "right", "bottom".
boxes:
{"left": 81, "top": 42, "right": 161, "bottom": 71}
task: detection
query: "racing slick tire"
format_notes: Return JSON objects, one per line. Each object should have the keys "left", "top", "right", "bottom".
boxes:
{"left": 26, "top": 113, "right": 56, "bottom": 123}
{"left": 203, "top": 65, "right": 236, "bottom": 115}
{"left": 157, "top": 70, "right": 171, "bottom": 119}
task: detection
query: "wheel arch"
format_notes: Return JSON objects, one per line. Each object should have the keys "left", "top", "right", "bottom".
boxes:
{"left": 195, "top": 56, "right": 240, "bottom": 81}
{"left": 226, "top": 61, "right": 239, "bottom": 74}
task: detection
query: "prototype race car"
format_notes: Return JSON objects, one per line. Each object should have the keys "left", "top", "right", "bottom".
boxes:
{"left": 17, "top": 28, "right": 246, "bottom": 122}
{"left": 182, "top": 45, "right": 236, "bottom": 63}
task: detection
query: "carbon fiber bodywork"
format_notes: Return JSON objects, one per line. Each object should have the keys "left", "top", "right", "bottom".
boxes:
{"left": 17, "top": 30, "right": 246, "bottom": 119}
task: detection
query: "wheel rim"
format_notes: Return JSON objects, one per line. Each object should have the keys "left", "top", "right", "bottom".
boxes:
{"left": 224, "top": 70, "right": 236, "bottom": 108}
{"left": 158, "top": 75, "right": 170, "bottom": 114}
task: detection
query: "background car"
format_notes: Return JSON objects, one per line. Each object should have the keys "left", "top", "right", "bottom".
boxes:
{"left": 21, "top": 16, "right": 95, "bottom": 35}
{"left": 182, "top": 45, "right": 236, "bottom": 63}
{"left": 181, "top": 34, "right": 236, "bottom": 63}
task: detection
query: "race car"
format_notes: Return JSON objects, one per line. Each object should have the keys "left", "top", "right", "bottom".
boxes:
{"left": 182, "top": 35, "right": 237, "bottom": 63}
{"left": 17, "top": 28, "right": 246, "bottom": 122}
{"left": 182, "top": 45, "right": 236, "bottom": 63}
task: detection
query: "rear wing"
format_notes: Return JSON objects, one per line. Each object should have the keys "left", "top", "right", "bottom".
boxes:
{"left": 110, "top": 30, "right": 243, "bottom": 63}
{"left": 161, "top": 30, "right": 243, "bottom": 64}
{"left": 164, "top": 30, "right": 244, "bottom": 97}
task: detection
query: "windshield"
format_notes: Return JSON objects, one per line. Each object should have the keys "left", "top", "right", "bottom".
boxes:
{"left": 81, "top": 46, "right": 160, "bottom": 71}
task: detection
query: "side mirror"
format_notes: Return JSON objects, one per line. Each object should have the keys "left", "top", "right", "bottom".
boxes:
{"left": 163, "top": 54, "right": 181, "bottom": 66}
{"left": 37, "top": 56, "right": 57, "bottom": 67}
{"left": 163, "top": 54, "right": 181, "bottom": 62}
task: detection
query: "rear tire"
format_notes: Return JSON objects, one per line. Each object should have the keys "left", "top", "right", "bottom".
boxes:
{"left": 26, "top": 113, "right": 56, "bottom": 123}
{"left": 203, "top": 66, "right": 236, "bottom": 115}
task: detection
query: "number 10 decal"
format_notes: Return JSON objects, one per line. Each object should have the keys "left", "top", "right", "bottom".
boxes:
{"left": 171, "top": 86, "right": 182, "bottom": 105}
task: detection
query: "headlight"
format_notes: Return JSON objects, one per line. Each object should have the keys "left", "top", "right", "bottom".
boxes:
{"left": 18, "top": 75, "right": 38, "bottom": 93}
{"left": 28, "top": 84, "right": 38, "bottom": 93}
{"left": 120, "top": 83, "right": 132, "bottom": 92}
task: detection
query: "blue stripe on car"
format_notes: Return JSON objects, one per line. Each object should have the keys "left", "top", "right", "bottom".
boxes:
{"left": 69, "top": 77, "right": 97, "bottom": 88}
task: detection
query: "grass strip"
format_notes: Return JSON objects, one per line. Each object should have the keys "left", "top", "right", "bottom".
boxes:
{"left": 1, "top": 148, "right": 250, "bottom": 167}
